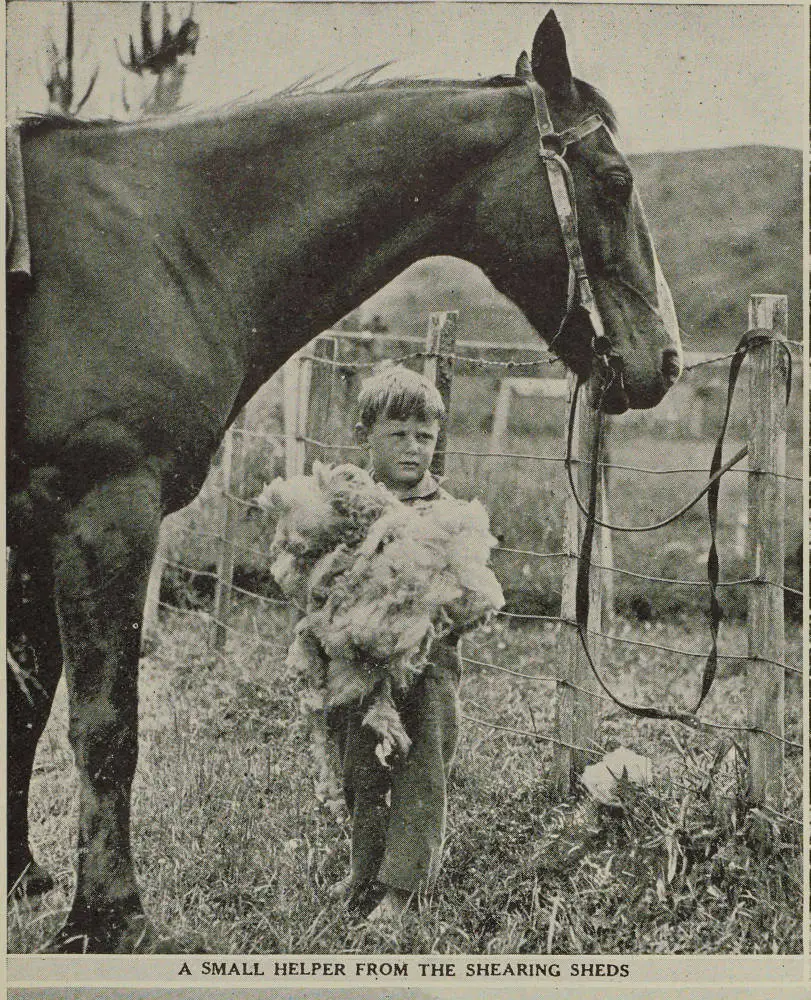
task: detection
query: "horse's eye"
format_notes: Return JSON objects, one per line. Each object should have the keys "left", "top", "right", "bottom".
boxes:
{"left": 603, "top": 170, "right": 632, "bottom": 202}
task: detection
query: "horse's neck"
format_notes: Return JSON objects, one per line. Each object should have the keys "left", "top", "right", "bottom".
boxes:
{"left": 170, "top": 86, "right": 526, "bottom": 380}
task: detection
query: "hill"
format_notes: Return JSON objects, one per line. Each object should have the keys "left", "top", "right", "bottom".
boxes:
{"left": 348, "top": 145, "right": 802, "bottom": 352}
{"left": 632, "top": 146, "right": 802, "bottom": 351}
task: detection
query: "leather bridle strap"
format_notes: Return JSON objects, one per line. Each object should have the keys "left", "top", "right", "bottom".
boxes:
{"left": 568, "top": 329, "right": 792, "bottom": 723}
{"left": 6, "top": 123, "right": 31, "bottom": 278}
{"left": 524, "top": 79, "right": 607, "bottom": 353}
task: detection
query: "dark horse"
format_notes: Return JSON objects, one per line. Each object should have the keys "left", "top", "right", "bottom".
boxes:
{"left": 8, "top": 12, "right": 681, "bottom": 951}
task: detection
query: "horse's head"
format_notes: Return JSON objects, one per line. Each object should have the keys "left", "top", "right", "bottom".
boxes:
{"left": 466, "top": 12, "right": 681, "bottom": 414}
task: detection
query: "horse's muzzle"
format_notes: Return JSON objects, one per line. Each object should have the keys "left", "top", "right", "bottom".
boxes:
{"left": 590, "top": 345, "right": 680, "bottom": 414}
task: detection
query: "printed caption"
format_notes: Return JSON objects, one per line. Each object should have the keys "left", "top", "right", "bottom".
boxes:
{"left": 178, "top": 960, "right": 631, "bottom": 979}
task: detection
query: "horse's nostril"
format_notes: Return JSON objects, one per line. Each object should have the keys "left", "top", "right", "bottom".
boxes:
{"left": 662, "top": 349, "right": 682, "bottom": 386}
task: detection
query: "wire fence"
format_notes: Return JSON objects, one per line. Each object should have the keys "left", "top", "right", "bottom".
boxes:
{"left": 146, "top": 299, "right": 803, "bottom": 812}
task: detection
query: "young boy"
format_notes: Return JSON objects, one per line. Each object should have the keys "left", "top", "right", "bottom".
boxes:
{"left": 328, "top": 364, "right": 464, "bottom": 923}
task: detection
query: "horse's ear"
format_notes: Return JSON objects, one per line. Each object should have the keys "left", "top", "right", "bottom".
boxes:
{"left": 514, "top": 50, "right": 532, "bottom": 81}
{"left": 531, "top": 10, "right": 574, "bottom": 98}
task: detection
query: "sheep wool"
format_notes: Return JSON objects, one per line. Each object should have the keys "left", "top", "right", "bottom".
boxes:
{"left": 257, "top": 462, "right": 504, "bottom": 763}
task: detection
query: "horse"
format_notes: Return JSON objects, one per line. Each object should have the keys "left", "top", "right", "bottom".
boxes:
{"left": 7, "top": 11, "right": 682, "bottom": 952}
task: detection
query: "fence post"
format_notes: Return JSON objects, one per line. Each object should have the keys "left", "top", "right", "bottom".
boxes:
{"left": 490, "top": 381, "right": 513, "bottom": 454}
{"left": 142, "top": 522, "right": 168, "bottom": 639}
{"left": 283, "top": 354, "right": 308, "bottom": 478}
{"left": 423, "top": 311, "right": 457, "bottom": 477}
{"left": 304, "top": 336, "right": 338, "bottom": 473}
{"left": 552, "top": 374, "right": 602, "bottom": 796}
{"left": 600, "top": 418, "right": 614, "bottom": 630}
{"left": 746, "top": 293, "right": 788, "bottom": 808}
{"left": 211, "top": 409, "right": 246, "bottom": 651}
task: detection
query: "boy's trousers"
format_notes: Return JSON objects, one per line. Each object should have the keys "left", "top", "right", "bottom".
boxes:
{"left": 329, "top": 642, "right": 461, "bottom": 896}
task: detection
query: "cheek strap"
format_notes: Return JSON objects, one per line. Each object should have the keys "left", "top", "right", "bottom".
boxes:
{"left": 523, "top": 80, "right": 607, "bottom": 356}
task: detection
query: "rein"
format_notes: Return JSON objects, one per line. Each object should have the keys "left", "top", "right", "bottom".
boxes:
{"left": 522, "top": 79, "right": 794, "bottom": 724}
{"left": 566, "top": 329, "right": 792, "bottom": 723}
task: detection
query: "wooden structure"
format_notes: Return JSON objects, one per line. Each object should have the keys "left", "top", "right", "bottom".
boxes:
{"left": 422, "top": 311, "right": 457, "bottom": 477}
{"left": 745, "top": 294, "right": 788, "bottom": 808}
{"left": 551, "top": 376, "right": 604, "bottom": 792}
{"left": 211, "top": 409, "right": 247, "bottom": 649}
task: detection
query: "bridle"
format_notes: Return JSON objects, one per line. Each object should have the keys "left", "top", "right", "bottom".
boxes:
{"left": 524, "top": 78, "right": 623, "bottom": 394}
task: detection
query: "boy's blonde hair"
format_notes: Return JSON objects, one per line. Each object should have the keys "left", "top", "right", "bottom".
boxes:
{"left": 357, "top": 363, "right": 445, "bottom": 429}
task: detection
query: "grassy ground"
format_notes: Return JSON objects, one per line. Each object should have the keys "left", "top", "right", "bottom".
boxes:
{"left": 10, "top": 603, "right": 802, "bottom": 955}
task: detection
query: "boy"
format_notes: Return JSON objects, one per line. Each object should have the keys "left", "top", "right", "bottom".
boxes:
{"left": 328, "top": 364, "right": 464, "bottom": 923}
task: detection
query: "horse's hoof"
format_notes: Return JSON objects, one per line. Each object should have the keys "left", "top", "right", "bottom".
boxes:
{"left": 9, "top": 859, "right": 55, "bottom": 899}
{"left": 47, "top": 914, "right": 189, "bottom": 954}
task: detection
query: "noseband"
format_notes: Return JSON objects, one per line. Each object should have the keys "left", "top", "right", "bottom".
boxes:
{"left": 524, "top": 79, "right": 621, "bottom": 387}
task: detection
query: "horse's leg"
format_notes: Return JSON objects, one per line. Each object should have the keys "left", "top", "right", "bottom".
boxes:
{"left": 50, "top": 463, "right": 165, "bottom": 953}
{"left": 7, "top": 544, "right": 63, "bottom": 897}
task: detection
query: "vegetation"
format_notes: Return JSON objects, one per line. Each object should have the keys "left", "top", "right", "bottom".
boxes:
{"left": 634, "top": 146, "right": 803, "bottom": 351}
{"left": 37, "top": 2, "right": 199, "bottom": 119}
{"left": 10, "top": 330, "right": 802, "bottom": 958}
{"left": 10, "top": 385, "right": 803, "bottom": 955}
{"left": 9, "top": 608, "right": 801, "bottom": 954}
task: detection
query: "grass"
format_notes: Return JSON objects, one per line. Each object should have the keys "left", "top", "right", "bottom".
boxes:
{"left": 9, "top": 604, "right": 802, "bottom": 955}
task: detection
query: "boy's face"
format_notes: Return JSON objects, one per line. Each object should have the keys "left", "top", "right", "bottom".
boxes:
{"left": 360, "top": 415, "right": 440, "bottom": 495}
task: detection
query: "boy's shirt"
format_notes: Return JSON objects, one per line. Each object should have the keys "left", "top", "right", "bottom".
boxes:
{"left": 395, "top": 469, "right": 453, "bottom": 509}
{"left": 382, "top": 468, "right": 467, "bottom": 668}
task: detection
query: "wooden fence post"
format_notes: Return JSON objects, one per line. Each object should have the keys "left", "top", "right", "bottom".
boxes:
{"left": 552, "top": 373, "right": 602, "bottom": 796}
{"left": 142, "top": 522, "right": 168, "bottom": 639}
{"left": 304, "top": 336, "right": 338, "bottom": 473}
{"left": 211, "top": 409, "right": 246, "bottom": 650}
{"left": 746, "top": 294, "right": 788, "bottom": 808}
{"left": 600, "top": 418, "right": 615, "bottom": 630}
{"left": 283, "top": 354, "right": 308, "bottom": 478}
{"left": 423, "top": 311, "right": 457, "bottom": 477}
{"left": 490, "top": 381, "right": 513, "bottom": 454}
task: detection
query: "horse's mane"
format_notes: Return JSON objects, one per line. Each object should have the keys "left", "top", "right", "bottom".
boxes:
{"left": 16, "top": 113, "right": 106, "bottom": 136}
{"left": 15, "top": 73, "right": 617, "bottom": 138}
{"left": 303, "top": 69, "right": 618, "bottom": 132}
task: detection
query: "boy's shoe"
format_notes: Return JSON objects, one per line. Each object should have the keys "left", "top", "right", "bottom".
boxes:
{"left": 326, "top": 876, "right": 353, "bottom": 901}
{"left": 328, "top": 877, "right": 385, "bottom": 915}
{"left": 366, "top": 887, "right": 412, "bottom": 923}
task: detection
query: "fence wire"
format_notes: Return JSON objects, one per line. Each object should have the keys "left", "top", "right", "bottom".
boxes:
{"left": 152, "top": 329, "right": 803, "bottom": 811}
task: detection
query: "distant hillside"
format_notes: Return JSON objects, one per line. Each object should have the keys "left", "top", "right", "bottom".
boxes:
{"left": 631, "top": 146, "right": 802, "bottom": 351}
{"left": 349, "top": 145, "right": 802, "bottom": 353}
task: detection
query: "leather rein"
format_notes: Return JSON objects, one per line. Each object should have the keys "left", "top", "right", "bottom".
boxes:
{"left": 524, "top": 79, "right": 793, "bottom": 729}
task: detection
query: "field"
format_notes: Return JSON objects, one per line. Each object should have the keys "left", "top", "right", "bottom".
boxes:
{"left": 10, "top": 407, "right": 803, "bottom": 954}
{"left": 7, "top": 24, "right": 805, "bottom": 949}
